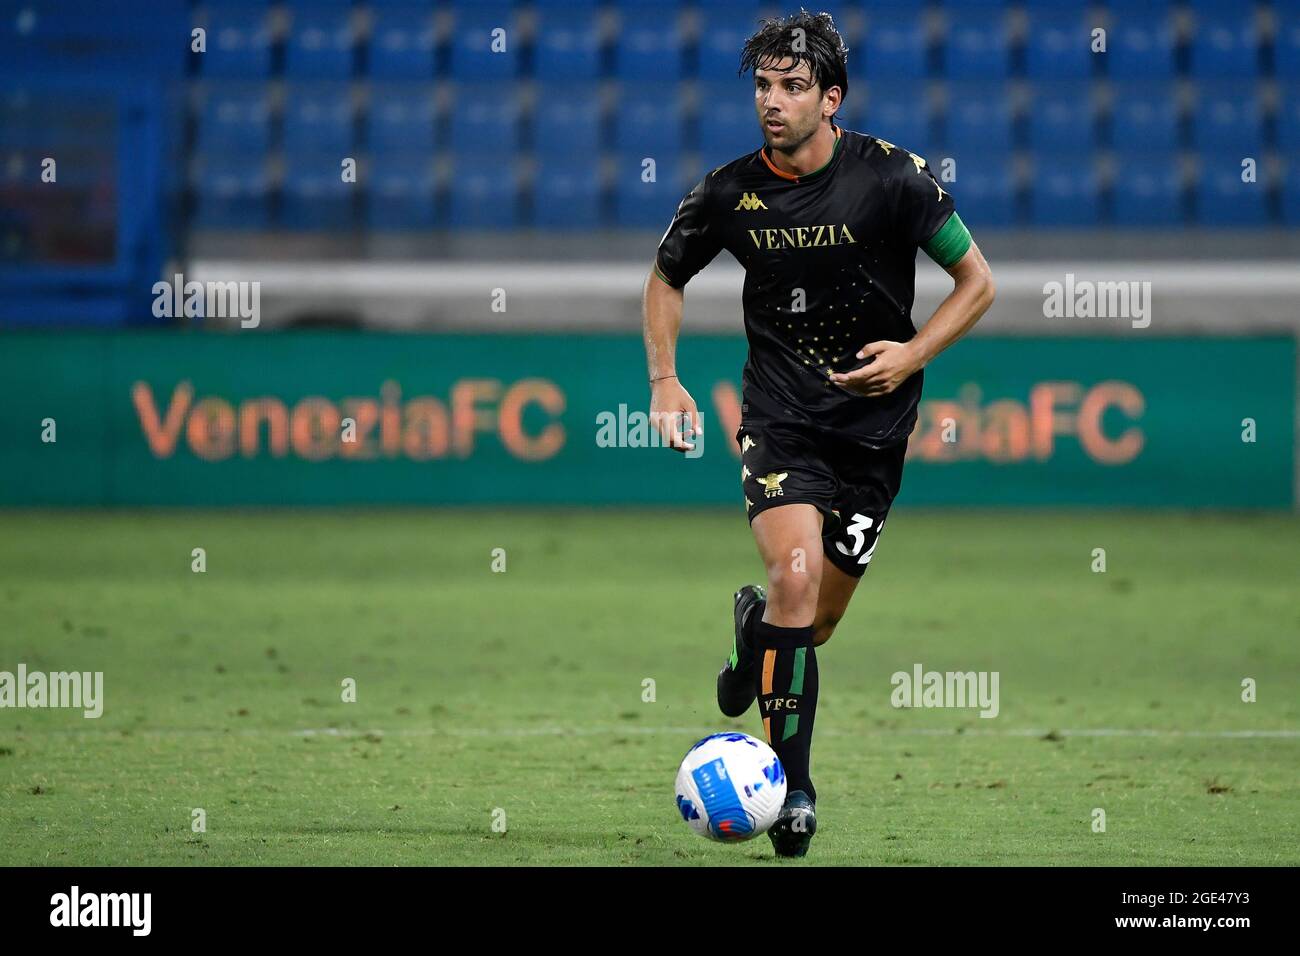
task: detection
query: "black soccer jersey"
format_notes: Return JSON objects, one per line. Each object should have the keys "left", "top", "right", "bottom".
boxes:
{"left": 655, "top": 126, "right": 958, "bottom": 449}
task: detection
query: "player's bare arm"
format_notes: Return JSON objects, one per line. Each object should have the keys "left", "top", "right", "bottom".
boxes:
{"left": 830, "top": 242, "right": 996, "bottom": 397}
{"left": 643, "top": 266, "right": 703, "bottom": 454}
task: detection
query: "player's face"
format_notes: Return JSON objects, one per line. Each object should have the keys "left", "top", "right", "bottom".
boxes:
{"left": 753, "top": 58, "right": 827, "bottom": 152}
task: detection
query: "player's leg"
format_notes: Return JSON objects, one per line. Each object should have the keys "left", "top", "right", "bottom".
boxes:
{"left": 720, "top": 423, "right": 836, "bottom": 856}
{"left": 720, "top": 501, "right": 823, "bottom": 736}
{"left": 752, "top": 501, "right": 823, "bottom": 625}
{"left": 815, "top": 437, "right": 909, "bottom": 644}
{"left": 749, "top": 502, "right": 824, "bottom": 856}
{"left": 717, "top": 423, "right": 835, "bottom": 719}
{"left": 811, "top": 559, "right": 859, "bottom": 646}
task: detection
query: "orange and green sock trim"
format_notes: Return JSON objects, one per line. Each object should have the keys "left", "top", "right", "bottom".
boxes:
{"left": 752, "top": 620, "right": 819, "bottom": 804}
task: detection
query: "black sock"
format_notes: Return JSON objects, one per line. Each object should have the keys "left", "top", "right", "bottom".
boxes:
{"left": 751, "top": 619, "right": 818, "bottom": 805}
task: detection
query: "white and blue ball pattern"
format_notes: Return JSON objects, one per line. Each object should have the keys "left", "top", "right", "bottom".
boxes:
{"left": 675, "top": 732, "right": 786, "bottom": 841}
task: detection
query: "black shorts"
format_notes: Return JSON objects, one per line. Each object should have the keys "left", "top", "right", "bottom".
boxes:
{"left": 737, "top": 421, "right": 907, "bottom": 579}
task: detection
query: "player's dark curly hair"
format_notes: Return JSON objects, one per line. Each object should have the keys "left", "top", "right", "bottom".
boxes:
{"left": 738, "top": 9, "right": 850, "bottom": 114}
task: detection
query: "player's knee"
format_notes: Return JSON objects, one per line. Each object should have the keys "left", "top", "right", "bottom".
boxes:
{"left": 765, "top": 560, "right": 820, "bottom": 614}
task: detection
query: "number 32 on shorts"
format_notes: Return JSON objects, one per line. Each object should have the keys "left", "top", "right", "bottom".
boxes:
{"left": 834, "top": 513, "right": 884, "bottom": 566}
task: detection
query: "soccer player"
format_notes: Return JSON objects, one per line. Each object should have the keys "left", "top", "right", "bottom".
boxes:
{"left": 642, "top": 11, "right": 995, "bottom": 856}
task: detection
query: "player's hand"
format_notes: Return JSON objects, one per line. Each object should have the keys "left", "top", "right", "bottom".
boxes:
{"left": 649, "top": 377, "right": 703, "bottom": 454}
{"left": 828, "top": 341, "right": 922, "bottom": 397}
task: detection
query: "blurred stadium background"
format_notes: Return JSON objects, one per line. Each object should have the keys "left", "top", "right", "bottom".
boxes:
{"left": 1, "top": 0, "right": 1295, "bottom": 507}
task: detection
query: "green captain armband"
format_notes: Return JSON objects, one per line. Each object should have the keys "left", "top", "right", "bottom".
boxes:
{"left": 922, "top": 212, "right": 972, "bottom": 268}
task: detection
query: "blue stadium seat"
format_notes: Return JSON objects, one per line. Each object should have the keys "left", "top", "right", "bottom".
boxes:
{"left": 368, "top": 3, "right": 438, "bottom": 80}
{"left": 280, "top": 151, "right": 355, "bottom": 230}
{"left": 615, "top": 6, "right": 684, "bottom": 81}
{"left": 449, "top": 82, "right": 520, "bottom": 155}
{"left": 448, "top": 153, "right": 518, "bottom": 228}
{"left": 1277, "top": 14, "right": 1300, "bottom": 80}
{"left": 534, "top": 157, "right": 602, "bottom": 229}
{"left": 1279, "top": 82, "right": 1300, "bottom": 153}
{"left": 533, "top": 85, "right": 602, "bottom": 166}
{"left": 943, "top": 7, "right": 1011, "bottom": 80}
{"left": 861, "top": 8, "right": 928, "bottom": 80}
{"left": 366, "top": 85, "right": 437, "bottom": 155}
{"left": 1191, "top": 82, "right": 1263, "bottom": 153}
{"left": 615, "top": 84, "right": 684, "bottom": 159}
{"left": 534, "top": 5, "right": 602, "bottom": 81}
{"left": 283, "top": 83, "right": 356, "bottom": 155}
{"left": 285, "top": 1, "right": 355, "bottom": 79}
{"left": 0, "top": 2, "right": 188, "bottom": 76}
{"left": 811, "top": 3, "right": 856, "bottom": 44}
{"left": 836, "top": 77, "right": 868, "bottom": 132}
{"left": 1189, "top": 8, "right": 1260, "bottom": 78}
{"left": 945, "top": 155, "right": 1015, "bottom": 227}
{"left": 0, "top": 88, "right": 114, "bottom": 151}
{"left": 448, "top": 2, "right": 518, "bottom": 81}
{"left": 197, "top": 84, "right": 272, "bottom": 155}
{"left": 1111, "top": 152, "right": 1182, "bottom": 226}
{"left": 1029, "top": 157, "right": 1100, "bottom": 226}
{"left": 943, "top": 83, "right": 1013, "bottom": 155}
{"left": 193, "top": 151, "right": 271, "bottom": 229}
{"left": 367, "top": 153, "right": 437, "bottom": 230}
{"left": 1027, "top": 82, "right": 1095, "bottom": 156}
{"left": 698, "top": 81, "right": 758, "bottom": 167}
{"left": 1024, "top": 8, "right": 1095, "bottom": 79}
{"left": 1020, "top": 0, "right": 1092, "bottom": 9}
{"left": 201, "top": 2, "right": 273, "bottom": 78}
{"left": 613, "top": 152, "right": 690, "bottom": 228}
{"left": 697, "top": 2, "right": 764, "bottom": 84}
{"left": 858, "top": 81, "right": 933, "bottom": 152}
{"left": 1107, "top": 4, "right": 1175, "bottom": 80}
{"left": 1109, "top": 82, "right": 1180, "bottom": 152}
{"left": 1195, "top": 152, "right": 1269, "bottom": 225}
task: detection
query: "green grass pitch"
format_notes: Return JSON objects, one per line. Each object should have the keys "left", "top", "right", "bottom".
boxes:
{"left": 1, "top": 509, "right": 1297, "bottom": 866}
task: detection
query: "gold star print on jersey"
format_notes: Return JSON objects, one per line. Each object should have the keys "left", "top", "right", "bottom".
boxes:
{"left": 654, "top": 126, "right": 961, "bottom": 450}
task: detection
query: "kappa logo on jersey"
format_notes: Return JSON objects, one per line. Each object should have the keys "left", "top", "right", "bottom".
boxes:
{"left": 880, "top": 139, "right": 945, "bottom": 199}
{"left": 741, "top": 435, "right": 756, "bottom": 454}
{"left": 910, "top": 152, "right": 946, "bottom": 200}
{"left": 757, "top": 472, "right": 788, "bottom": 498}
{"left": 735, "top": 192, "right": 768, "bottom": 211}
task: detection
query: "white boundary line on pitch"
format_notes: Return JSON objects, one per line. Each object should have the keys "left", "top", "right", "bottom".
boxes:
{"left": 291, "top": 726, "right": 1299, "bottom": 739}
{"left": 11, "top": 726, "right": 1300, "bottom": 739}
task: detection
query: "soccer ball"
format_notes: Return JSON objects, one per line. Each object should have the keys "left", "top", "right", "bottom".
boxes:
{"left": 674, "top": 732, "right": 786, "bottom": 841}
